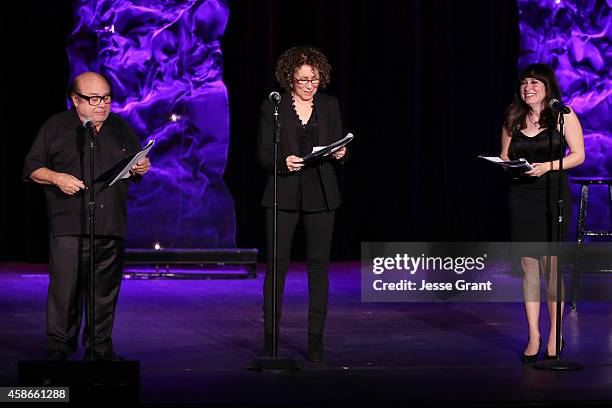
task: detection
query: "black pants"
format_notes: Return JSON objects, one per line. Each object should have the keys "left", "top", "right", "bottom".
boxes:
{"left": 263, "top": 209, "right": 335, "bottom": 337}
{"left": 47, "top": 235, "right": 125, "bottom": 354}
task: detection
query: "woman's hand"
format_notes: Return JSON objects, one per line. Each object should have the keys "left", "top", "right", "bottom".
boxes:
{"left": 524, "top": 162, "right": 551, "bottom": 177}
{"left": 332, "top": 146, "right": 346, "bottom": 160}
{"left": 286, "top": 155, "right": 304, "bottom": 172}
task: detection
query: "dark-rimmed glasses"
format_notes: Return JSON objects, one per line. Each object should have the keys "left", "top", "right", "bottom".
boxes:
{"left": 294, "top": 78, "right": 321, "bottom": 86}
{"left": 75, "top": 92, "right": 112, "bottom": 106}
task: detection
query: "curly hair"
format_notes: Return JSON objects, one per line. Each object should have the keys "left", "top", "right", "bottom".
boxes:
{"left": 275, "top": 45, "right": 331, "bottom": 91}
{"left": 504, "top": 63, "right": 561, "bottom": 134}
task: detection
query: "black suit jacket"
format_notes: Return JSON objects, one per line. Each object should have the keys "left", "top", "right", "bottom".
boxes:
{"left": 257, "top": 91, "right": 345, "bottom": 211}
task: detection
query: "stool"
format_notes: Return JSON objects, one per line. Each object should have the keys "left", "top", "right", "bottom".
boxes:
{"left": 569, "top": 177, "right": 612, "bottom": 310}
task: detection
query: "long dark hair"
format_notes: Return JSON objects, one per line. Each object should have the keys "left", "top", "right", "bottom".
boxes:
{"left": 504, "top": 63, "right": 562, "bottom": 134}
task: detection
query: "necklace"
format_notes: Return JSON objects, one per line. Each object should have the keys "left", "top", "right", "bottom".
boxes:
{"left": 292, "top": 95, "right": 313, "bottom": 112}
{"left": 528, "top": 113, "right": 540, "bottom": 128}
{"left": 291, "top": 95, "right": 313, "bottom": 126}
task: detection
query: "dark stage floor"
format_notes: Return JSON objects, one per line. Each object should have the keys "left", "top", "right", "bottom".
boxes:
{"left": 0, "top": 262, "right": 611, "bottom": 407}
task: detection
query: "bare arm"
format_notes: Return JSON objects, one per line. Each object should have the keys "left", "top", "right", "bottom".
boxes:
{"left": 500, "top": 127, "right": 512, "bottom": 161}
{"left": 31, "top": 167, "right": 86, "bottom": 195}
{"left": 549, "top": 108, "right": 585, "bottom": 170}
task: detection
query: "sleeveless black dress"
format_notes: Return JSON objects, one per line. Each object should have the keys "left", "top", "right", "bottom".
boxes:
{"left": 508, "top": 128, "right": 572, "bottom": 243}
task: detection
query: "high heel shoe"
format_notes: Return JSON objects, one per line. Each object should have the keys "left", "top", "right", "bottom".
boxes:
{"left": 544, "top": 338, "right": 564, "bottom": 360}
{"left": 521, "top": 338, "right": 541, "bottom": 364}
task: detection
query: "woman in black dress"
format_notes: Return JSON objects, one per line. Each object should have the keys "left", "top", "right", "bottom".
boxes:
{"left": 257, "top": 46, "right": 347, "bottom": 362}
{"left": 500, "top": 64, "right": 585, "bottom": 363}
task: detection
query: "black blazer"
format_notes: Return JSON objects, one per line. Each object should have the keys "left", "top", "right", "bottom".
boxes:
{"left": 257, "top": 91, "right": 345, "bottom": 211}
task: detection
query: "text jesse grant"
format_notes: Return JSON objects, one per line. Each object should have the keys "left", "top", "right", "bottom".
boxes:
{"left": 372, "top": 280, "right": 493, "bottom": 291}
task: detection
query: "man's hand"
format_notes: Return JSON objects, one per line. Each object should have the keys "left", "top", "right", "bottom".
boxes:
{"left": 130, "top": 157, "right": 151, "bottom": 176}
{"left": 53, "top": 173, "right": 86, "bottom": 195}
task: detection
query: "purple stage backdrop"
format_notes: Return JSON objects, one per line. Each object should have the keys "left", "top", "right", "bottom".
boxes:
{"left": 63, "top": 0, "right": 610, "bottom": 246}
{"left": 67, "top": 0, "right": 235, "bottom": 249}
{"left": 518, "top": 0, "right": 611, "bottom": 230}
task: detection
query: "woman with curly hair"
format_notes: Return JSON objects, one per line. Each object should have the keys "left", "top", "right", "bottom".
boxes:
{"left": 257, "top": 45, "right": 347, "bottom": 362}
{"left": 500, "top": 63, "right": 584, "bottom": 363}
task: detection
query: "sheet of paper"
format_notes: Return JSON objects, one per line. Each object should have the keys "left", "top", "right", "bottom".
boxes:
{"left": 478, "top": 155, "right": 534, "bottom": 171}
{"left": 109, "top": 139, "right": 155, "bottom": 186}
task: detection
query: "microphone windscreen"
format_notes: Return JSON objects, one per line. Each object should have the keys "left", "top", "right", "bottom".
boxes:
{"left": 268, "top": 91, "right": 281, "bottom": 104}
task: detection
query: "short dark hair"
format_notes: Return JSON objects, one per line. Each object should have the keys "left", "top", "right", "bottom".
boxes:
{"left": 504, "top": 63, "right": 562, "bottom": 133}
{"left": 275, "top": 46, "right": 331, "bottom": 92}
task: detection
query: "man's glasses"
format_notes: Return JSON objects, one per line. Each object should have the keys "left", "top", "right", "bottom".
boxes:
{"left": 75, "top": 92, "right": 112, "bottom": 106}
{"left": 294, "top": 78, "right": 321, "bottom": 86}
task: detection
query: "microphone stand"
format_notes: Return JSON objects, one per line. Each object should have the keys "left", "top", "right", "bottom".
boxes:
{"left": 247, "top": 96, "right": 300, "bottom": 373}
{"left": 86, "top": 122, "right": 97, "bottom": 360}
{"left": 534, "top": 108, "right": 581, "bottom": 371}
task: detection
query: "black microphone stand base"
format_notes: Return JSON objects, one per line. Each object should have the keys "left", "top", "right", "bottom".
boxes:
{"left": 533, "top": 359, "right": 582, "bottom": 371}
{"left": 245, "top": 357, "right": 302, "bottom": 373}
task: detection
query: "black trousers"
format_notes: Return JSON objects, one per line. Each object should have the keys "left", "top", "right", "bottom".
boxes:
{"left": 47, "top": 235, "right": 125, "bottom": 354}
{"left": 263, "top": 208, "right": 335, "bottom": 337}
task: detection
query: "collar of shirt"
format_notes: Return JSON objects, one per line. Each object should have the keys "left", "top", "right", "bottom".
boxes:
{"left": 69, "top": 108, "right": 120, "bottom": 134}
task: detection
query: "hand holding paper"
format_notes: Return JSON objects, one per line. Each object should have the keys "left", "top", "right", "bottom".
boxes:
{"left": 331, "top": 146, "right": 347, "bottom": 160}
{"left": 131, "top": 156, "right": 151, "bottom": 176}
{"left": 286, "top": 155, "right": 304, "bottom": 172}
{"left": 304, "top": 133, "right": 354, "bottom": 163}
{"left": 95, "top": 139, "right": 155, "bottom": 189}
{"left": 523, "top": 162, "right": 552, "bottom": 177}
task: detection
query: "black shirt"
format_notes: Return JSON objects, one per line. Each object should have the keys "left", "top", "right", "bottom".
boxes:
{"left": 23, "top": 109, "right": 142, "bottom": 239}
{"left": 293, "top": 106, "right": 328, "bottom": 211}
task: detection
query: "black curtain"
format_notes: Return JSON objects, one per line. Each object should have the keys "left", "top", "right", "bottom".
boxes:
{"left": 223, "top": 0, "right": 519, "bottom": 259}
{"left": 0, "top": 1, "right": 74, "bottom": 262}
{"left": 0, "top": 0, "right": 519, "bottom": 262}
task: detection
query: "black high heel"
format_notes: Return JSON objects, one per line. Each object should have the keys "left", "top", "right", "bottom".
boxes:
{"left": 544, "top": 338, "right": 565, "bottom": 360}
{"left": 521, "top": 338, "right": 542, "bottom": 364}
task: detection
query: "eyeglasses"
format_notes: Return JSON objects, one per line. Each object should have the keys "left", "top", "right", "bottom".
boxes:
{"left": 75, "top": 92, "right": 112, "bottom": 106}
{"left": 294, "top": 78, "right": 321, "bottom": 86}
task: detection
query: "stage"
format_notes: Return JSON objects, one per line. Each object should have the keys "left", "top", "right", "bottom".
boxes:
{"left": 0, "top": 262, "right": 610, "bottom": 407}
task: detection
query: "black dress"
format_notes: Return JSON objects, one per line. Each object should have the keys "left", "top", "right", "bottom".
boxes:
{"left": 508, "top": 128, "right": 572, "bottom": 244}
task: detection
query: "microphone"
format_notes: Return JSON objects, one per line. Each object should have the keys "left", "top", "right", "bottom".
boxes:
{"left": 268, "top": 91, "right": 281, "bottom": 104}
{"left": 549, "top": 99, "right": 570, "bottom": 114}
{"left": 82, "top": 117, "right": 97, "bottom": 134}
{"left": 82, "top": 118, "right": 99, "bottom": 140}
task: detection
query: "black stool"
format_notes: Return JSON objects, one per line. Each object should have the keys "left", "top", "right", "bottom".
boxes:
{"left": 569, "top": 177, "right": 612, "bottom": 310}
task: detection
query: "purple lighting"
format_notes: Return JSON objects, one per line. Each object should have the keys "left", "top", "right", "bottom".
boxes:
{"left": 518, "top": 0, "right": 612, "bottom": 230}
{"left": 67, "top": 0, "right": 235, "bottom": 249}
{"left": 518, "top": 0, "right": 611, "bottom": 174}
